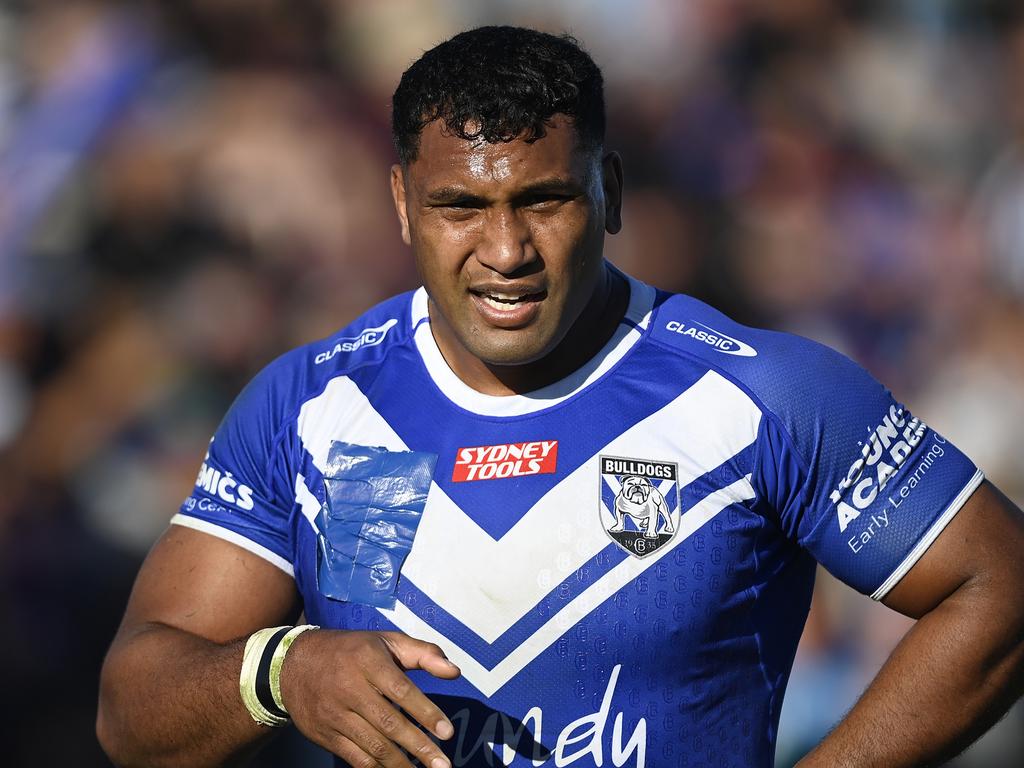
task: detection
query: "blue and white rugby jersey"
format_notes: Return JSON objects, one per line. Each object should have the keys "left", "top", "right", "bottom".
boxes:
{"left": 173, "top": 269, "right": 982, "bottom": 768}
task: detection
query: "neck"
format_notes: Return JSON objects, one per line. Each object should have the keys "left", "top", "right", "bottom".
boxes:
{"left": 430, "top": 266, "right": 630, "bottom": 396}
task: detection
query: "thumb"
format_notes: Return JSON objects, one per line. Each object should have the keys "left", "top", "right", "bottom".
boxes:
{"left": 380, "top": 632, "right": 461, "bottom": 679}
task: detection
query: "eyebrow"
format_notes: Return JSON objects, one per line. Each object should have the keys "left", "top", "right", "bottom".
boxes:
{"left": 423, "top": 177, "right": 584, "bottom": 206}
{"left": 513, "top": 178, "right": 585, "bottom": 201}
{"left": 423, "top": 186, "right": 484, "bottom": 205}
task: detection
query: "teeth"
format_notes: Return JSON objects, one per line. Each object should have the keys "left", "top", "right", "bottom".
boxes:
{"left": 487, "top": 292, "right": 524, "bottom": 301}
{"left": 482, "top": 294, "right": 523, "bottom": 310}
{"left": 473, "top": 289, "right": 541, "bottom": 311}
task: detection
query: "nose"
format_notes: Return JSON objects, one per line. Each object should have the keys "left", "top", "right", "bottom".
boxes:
{"left": 475, "top": 207, "right": 537, "bottom": 275}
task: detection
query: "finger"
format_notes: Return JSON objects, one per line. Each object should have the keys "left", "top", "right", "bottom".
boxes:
{"left": 326, "top": 731, "right": 384, "bottom": 768}
{"left": 357, "top": 690, "right": 453, "bottom": 768}
{"left": 380, "top": 633, "right": 461, "bottom": 679}
{"left": 332, "top": 711, "right": 419, "bottom": 768}
{"left": 370, "top": 665, "right": 456, "bottom": 743}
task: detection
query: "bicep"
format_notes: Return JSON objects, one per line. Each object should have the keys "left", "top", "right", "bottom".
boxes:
{"left": 883, "top": 481, "right": 1024, "bottom": 619}
{"left": 118, "top": 524, "right": 301, "bottom": 644}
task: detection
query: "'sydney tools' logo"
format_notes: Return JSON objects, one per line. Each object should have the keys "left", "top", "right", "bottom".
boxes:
{"left": 452, "top": 440, "right": 558, "bottom": 482}
{"left": 599, "top": 456, "right": 680, "bottom": 558}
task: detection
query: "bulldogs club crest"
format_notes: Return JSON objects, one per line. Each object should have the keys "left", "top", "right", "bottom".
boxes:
{"left": 599, "top": 455, "right": 680, "bottom": 558}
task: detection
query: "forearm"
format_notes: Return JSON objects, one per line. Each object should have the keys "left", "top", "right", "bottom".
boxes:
{"left": 97, "top": 622, "right": 272, "bottom": 768}
{"left": 798, "top": 581, "right": 1024, "bottom": 768}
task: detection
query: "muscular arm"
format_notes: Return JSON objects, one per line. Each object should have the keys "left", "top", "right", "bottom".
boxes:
{"left": 798, "top": 482, "right": 1024, "bottom": 767}
{"left": 97, "top": 526, "right": 298, "bottom": 767}
{"left": 97, "top": 526, "right": 459, "bottom": 768}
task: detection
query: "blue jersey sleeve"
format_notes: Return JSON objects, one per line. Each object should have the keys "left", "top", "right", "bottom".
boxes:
{"left": 172, "top": 356, "right": 298, "bottom": 575}
{"left": 751, "top": 343, "right": 983, "bottom": 599}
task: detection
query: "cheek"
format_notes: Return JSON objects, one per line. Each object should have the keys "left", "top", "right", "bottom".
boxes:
{"left": 413, "top": 237, "right": 455, "bottom": 281}
{"left": 533, "top": 223, "right": 589, "bottom": 276}
{"left": 413, "top": 248, "right": 449, "bottom": 302}
{"left": 414, "top": 221, "right": 479, "bottom": 274}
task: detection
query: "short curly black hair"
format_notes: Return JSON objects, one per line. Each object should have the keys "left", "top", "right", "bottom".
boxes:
{"left": 392, "top": 26, "right": 605, "bottom": 165}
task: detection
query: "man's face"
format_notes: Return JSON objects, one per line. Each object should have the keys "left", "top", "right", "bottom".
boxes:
{"left": 391, "top": 115, "right": 622, "bottom": 369}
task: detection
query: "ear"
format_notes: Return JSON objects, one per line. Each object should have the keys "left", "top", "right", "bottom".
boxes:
{"left": 601, "top": 151, "right": 623, "bottom": 235}
{"left": 390, "top": 164, "right": 411, "bottom": 245}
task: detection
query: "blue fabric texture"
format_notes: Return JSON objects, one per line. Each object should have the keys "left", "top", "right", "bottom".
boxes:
{"left": 316, "top": 441, "right": 437, "bottom": 608}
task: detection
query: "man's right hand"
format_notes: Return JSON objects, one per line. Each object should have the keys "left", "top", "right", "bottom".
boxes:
{"left": 281, "top": 629, "right": 460, "bottom": 768}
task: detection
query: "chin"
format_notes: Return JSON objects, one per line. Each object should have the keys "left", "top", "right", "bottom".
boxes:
{"left": 477, "top": 347, "right": 551, "bottom": 368}
{"left": 467, "top": 331, "right": 557, "bottom": 368}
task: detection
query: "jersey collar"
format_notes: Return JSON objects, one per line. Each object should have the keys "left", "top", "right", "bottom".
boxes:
{"left": 410, "top": 267, "right": 655, "bottom": 417}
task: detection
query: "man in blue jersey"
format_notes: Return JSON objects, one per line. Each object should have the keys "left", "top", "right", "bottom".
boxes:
{"left": 98, "top": 26, "right": 1024, "bottom": 768}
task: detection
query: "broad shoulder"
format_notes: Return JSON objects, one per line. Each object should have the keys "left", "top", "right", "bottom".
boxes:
{"left": 647, "top": 291, "right": 890, "bottom": 427}
{"left": 225, "top": 291, "right": 416, "bottom": 429}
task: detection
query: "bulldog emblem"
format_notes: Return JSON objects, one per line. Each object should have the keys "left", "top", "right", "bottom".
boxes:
{"left": 599, "top": 456, "right": 680, "bottom": 558}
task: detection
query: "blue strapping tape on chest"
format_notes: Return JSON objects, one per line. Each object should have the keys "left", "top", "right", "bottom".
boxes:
{"left": 316, "top": 441, "right": 437, "bottom": 609}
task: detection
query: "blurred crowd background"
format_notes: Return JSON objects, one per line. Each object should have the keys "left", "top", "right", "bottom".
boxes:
{"left": 2, "top": 0, "right": 1024, "bottom": 766}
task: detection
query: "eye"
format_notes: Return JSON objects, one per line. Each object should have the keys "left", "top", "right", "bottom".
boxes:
{"left": 430, "top": 199, "right": 483, "bottom": 221}
{"left": 524, "top": 194, "right": 572, "bottom": 211}
{"left": 439, "top": 203, "right": 481, "bottom": 221}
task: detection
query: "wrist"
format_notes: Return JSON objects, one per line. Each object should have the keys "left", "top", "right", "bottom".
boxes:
{"left": 277, "top": 624, "right": 320, "bottom": 717}
{"left": 239, "top": 624, "right": 318, "bottom": 727}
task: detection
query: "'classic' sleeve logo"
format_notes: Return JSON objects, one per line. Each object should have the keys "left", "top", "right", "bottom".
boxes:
{"left": 314, "top": 319, "right": 398, "bottom": 364}
{"left": 664, "top": 320, "right": 757, "bottom": 357}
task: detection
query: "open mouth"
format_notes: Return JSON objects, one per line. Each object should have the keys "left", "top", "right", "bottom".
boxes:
{"left": 471, "top": 290, "right": 546, "bottom": 311}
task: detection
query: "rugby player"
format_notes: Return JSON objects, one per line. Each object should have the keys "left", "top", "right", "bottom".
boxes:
{"left": 97, "top": 26, "right": 1024, "bottom": 768}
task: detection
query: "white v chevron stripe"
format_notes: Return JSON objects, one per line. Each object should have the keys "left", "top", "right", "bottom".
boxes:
{"left": 294, "top": 474, "right": 321, "bottom": 527}
{"left": 295, "top": 370, "right": 761, "bottom": 690}
{"left": 381, "top": 475, "right": 755, "bottom": 697}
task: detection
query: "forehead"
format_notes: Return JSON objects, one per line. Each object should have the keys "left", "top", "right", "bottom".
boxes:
{"left": 406, "top": 114, "right": 592, "bottom": 194}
